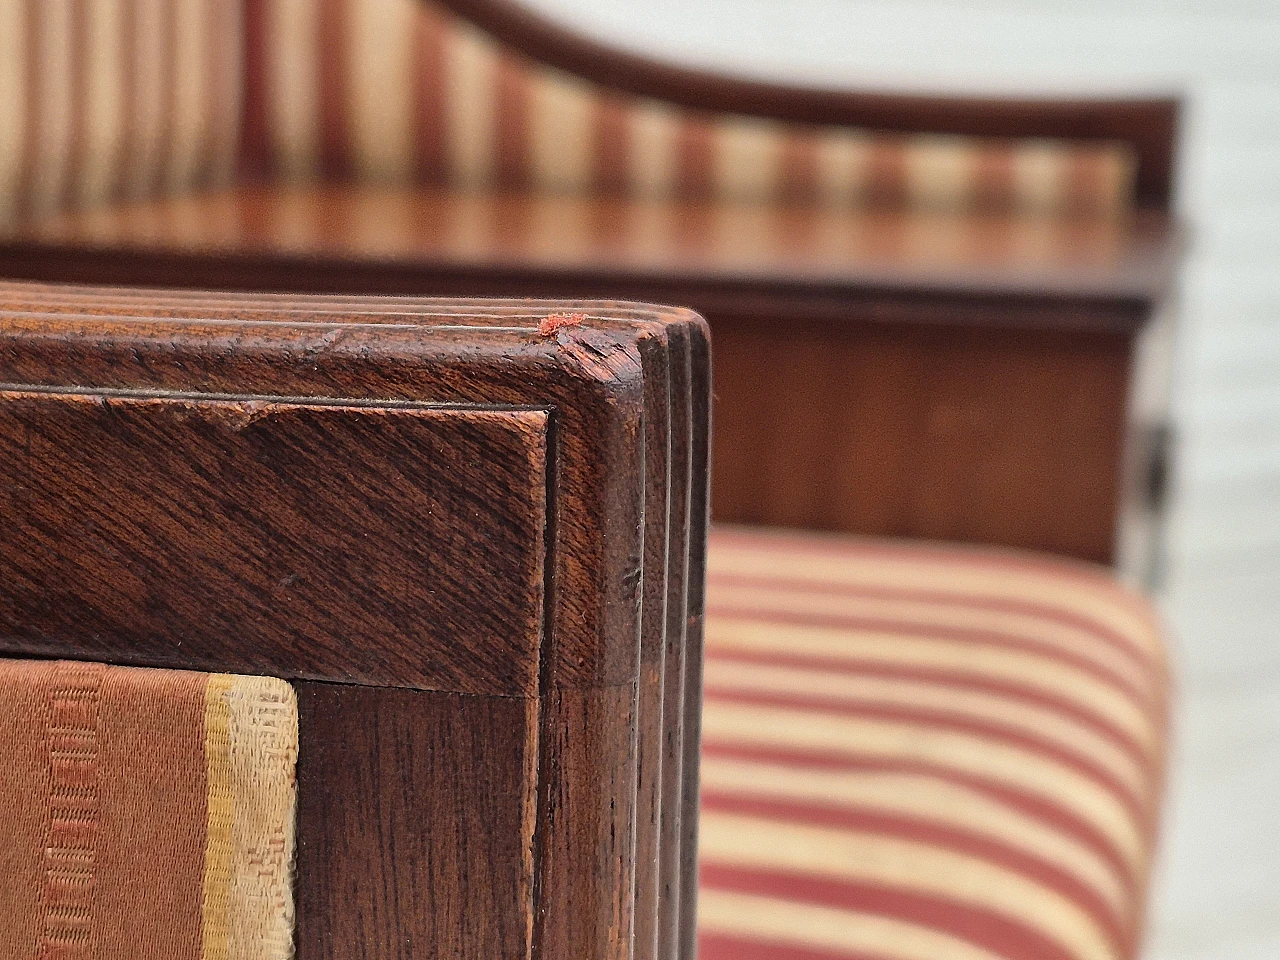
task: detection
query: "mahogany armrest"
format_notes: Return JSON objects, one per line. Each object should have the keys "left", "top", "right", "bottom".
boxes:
{"left": 0, "top": 281, "right": 710, "bottom": 960}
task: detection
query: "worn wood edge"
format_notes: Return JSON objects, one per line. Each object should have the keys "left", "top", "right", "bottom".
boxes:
{"left": 0, "top": 287, "right": 702, "bottom": 689}
{"left": 678, "top": 319, "right": 711, "bottom": 960}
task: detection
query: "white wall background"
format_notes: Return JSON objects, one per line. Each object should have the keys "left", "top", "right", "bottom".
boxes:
{"left": 520, "top": 1, "right": 1280, "bottom": 956}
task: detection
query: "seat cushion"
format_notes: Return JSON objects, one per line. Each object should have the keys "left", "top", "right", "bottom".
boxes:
{"left": 698, "top": 527, "right": 1169, "bottom": 960}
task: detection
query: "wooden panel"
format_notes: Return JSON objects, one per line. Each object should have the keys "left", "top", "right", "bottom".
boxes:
{"left": 0, "top": 185, "right": 1179, "bottom": 323}
{"left": 0, "top": 283, "right": 712, "bottom": 960}
{"left": 533, "top": 684, "right": 638, "bottom": 960}
{"left": 0, "top": 389, "right": 547, "bottom": 695}
{"left": 712, "top": 319, "right": 1132, "bottom": 563}
{"left": 0, "top": 296, "right": 649, "bottom": 689}
{"left": 295, "top": 681, "right": 539, "bottom": 960}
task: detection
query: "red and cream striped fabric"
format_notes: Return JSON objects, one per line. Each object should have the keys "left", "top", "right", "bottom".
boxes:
{"left": 0, "top": 0, "right": 1137, "bottom": 222}
{"left": 243, "top": 0, "right": 1137, "bottom": 216}
{"left": 698, "top": 526, "right": 1169, "bottom": 960}
{"left": 0, "top": 0, "right": 242, "bottom": 223}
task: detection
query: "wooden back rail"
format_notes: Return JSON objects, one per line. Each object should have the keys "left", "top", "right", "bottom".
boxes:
{"left": 0, "top": 282, "right": 711, "bottom": 960}
{"left": 431, "top": 0, "right": 1181, "bottom": 210}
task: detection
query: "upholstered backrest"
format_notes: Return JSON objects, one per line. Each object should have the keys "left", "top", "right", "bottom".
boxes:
{"left": 0, "top": 0, "right": 243, "bottom": 222}
{"left": 1, "top": 0, "right": 1139, "bottom": 223}
{"left": 243, "top": 0, "right": 1138, "bottom": 214}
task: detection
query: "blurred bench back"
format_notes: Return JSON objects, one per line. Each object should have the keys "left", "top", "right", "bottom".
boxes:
{"left": 1, "top": 0, "right": 1174, "bottom": 222}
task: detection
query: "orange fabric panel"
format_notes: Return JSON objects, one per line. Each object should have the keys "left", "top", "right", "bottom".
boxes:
{"left": 0, "top": 660, "right": 206, "bottom": 960}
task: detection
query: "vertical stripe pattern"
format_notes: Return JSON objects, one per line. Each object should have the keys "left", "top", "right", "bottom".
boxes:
{"left": 0, "top": 661, "right": 297, "bottom": 960}
{"left": 241, "top": 0, "right": 1137, "bottom": 216}
{"left": 0, "top": 0, "right": 241, "bottom": 225}
{"left": 698, "top": 526, "right": 1169, "bottom": 960}
{"left": 0, "top": 0, "right": 1139, "bottom": 220}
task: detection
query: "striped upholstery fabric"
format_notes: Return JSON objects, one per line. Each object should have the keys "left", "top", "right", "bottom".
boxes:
{"left": 0, "top": 0, "right": 243, "bottom": 223}
{"left": 244, "top": 0, "right": 1137, "bottom": 215}
{"left": 0, "top": 0, "right": 1137, "bottom": 223}
{"left": 0, "top": 660, "right": 297, "bottom": 960}
{"left": 699, "top": 527, "right": 1169, "bottom": 960}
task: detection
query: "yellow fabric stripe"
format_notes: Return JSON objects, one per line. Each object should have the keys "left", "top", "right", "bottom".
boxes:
{"left": 224, "top": 676, "right": 298, "bottom": 960}
{"left": 349, "top": 0, "right": 417, "bottom": 181}
{"left": 706, "top": 618, "right": 1155, "bottom": 750}
{"left": 701, "top": 699, "right": 1145, "bottom": 868}
{"left": 201, "top": 674, "right": 236, "bottom": 960}
{"left": 444, "top": 17, "right": 499, "bottom": 188}
{"left": 707, "top": 539, "right": 1162, "bottom": 656}
{"left": 705, "top": 659, "right": 1145, "bottom": 795}
{"left": 700, "top": 756, "right": 1128, "bottom": 915}
{"left": 0, "top": 0, "right": 23, "bottom": 223}
{"left": 266, "top": 0, "right": 323, "bottom": 179}
{"left": 700, "top": 811, "right": 1118, "bottom": 960}
{"left": 707, "top": 580, "right": 1159, "bottom": 698}
{"left": 201, "top": 675, "right": 298, "bottom": 960}
{"left": 699, "top": 888, "right": 1008, "bottom": 960}
{"left": 529, "top": 70, "right": 596, "bottom": 195}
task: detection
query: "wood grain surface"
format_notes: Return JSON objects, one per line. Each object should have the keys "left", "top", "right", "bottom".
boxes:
{"left": 0, "top": 281, "right": 712, "bottom": 960}
{"left": 0, "top": 185, "right": 1180, "bottom": 325}
{"left": 295, "top": 681, "right": 539, "bottom": 960}
{"left": 0, "top": 390, "right": 547, "bottom": 694}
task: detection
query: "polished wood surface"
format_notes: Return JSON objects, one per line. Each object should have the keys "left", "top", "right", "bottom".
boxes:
{"left": 0, "top": 186, "right": 1174, "bottom": 563}
{"left": 0, "top": 282, "right": 712, "bottom": 960}
{"left": 713, "top": 320, "right": 1132, "bottom": 563}
{"left": 0, "top": 391, "right": 547, "bottom": 693}
{"left": 0, "top": 185, "right": 1178, "bottom": 325}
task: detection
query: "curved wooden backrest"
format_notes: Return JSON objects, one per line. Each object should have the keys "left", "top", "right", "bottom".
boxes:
{"left": 0, "top": 0, "right": 1179, "bottom": 223}
{"left": 436, "top": 0, "right": 1181, "bottom": 209}
{"left": 239, "top": 0, "right": 1177, "bottom": 215}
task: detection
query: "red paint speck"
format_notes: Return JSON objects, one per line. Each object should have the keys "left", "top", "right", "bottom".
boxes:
{"left": 539, "top": 312, "right": 586, "bottom": 337}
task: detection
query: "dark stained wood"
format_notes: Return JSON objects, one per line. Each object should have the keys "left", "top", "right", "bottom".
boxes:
{"left": 295, "top": 681, "right": 539, "bottom": 960}
{"left": 656, "top": 325, "right": 690, "bottom": 960}
{"left": 0, "top": 291, "right": 651, "bottom": 689}
{"left": 0, "top": 282, "right": 712, "bottom": 960}
{"left": 0, "top": 390, "right": 547, "bottom": 694}
{"left": 533, "top": 684, "right": 639, "bottom": 960}
{"left": 633, "top": 325, "right": 673, "bottom": 960}
{"left": 0, "top": 185, "right": 1181, "bottom": 327}
{"left": 679, "top": 321, "right": 711, "bottom": 960}
{"left": 712, "top": 318, "right": 1132, "bottom": 563}
{"left": 435, "top": 0, "right": 1181, "bottom": 209}
{"left": 0, "top": 186, "right": 1174, "bottom": 562}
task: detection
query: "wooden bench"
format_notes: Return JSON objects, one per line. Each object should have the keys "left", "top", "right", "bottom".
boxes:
{"left": 0, "top": 0, "right": 1181, "bottom": 569}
